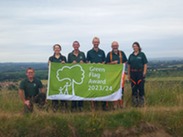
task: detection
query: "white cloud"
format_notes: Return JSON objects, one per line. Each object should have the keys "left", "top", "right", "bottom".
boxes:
{"left": 0, "top": 0, "right": 183, "bottom": 62}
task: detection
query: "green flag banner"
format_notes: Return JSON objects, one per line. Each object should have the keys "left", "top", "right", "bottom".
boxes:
{"left": 47, "top": 63, "right": 125, "bottom": 101}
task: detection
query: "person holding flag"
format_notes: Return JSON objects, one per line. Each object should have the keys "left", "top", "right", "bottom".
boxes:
{"left": 48, "top": 44, "right": 68, "bottom": 112}
{"left": 87, "top": 37, "right": 106, "bottom": 111}
{"left": 106, "top": 41, "right": 127, "bottom": 109}
{"left": 68, "top": 41, "right": 86, "bottom": 112}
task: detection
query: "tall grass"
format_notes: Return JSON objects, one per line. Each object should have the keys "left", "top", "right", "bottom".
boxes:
{"left": 0, "top": 89, "right": 22, "bottom": 112}
{"left": 145, "top": 80, "right": 183, "bottom": 106}
{"left": 0, "top": 79, "right": 183, "bottom": 137}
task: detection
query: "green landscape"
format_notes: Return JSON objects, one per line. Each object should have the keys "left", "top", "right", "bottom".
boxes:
{"left": 0, "top": 59, "right": 183, "bottom": 137}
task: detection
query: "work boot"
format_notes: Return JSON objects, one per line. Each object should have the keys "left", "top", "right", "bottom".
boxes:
{"left": 132, "top": 96, "right": 138, "bottom": 107}
{"left": 139, "top": 96, "right": 145, "bottom": 107}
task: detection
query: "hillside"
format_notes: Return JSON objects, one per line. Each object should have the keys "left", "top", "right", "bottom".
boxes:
{"left": 0, "top": 78, "right": 183, "bottom": 137}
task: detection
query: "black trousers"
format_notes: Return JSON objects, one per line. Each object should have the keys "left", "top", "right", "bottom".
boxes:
{"left": 52, "top": 100, "right": 68, "bottom": 109}
{"left": 71, "top": 101, "right": 83, "bottom": 109}
{"left": 130, "top": 71, "right": 145, "bottom": 97}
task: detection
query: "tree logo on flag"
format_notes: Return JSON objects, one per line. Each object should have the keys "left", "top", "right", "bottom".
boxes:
{"left": 56, "top": 64, "right": 85, "bottom": 95}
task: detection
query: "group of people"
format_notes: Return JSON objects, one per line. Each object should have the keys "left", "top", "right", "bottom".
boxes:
{"left": 18, "top": 37, "right": 148, "bottom": 113}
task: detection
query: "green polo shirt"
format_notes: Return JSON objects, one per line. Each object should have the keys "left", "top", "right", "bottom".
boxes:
{"left": 68, "top": 51, "right": 86, "bottom": 63}
{"left": 49, "top": 54, "right": 67, "bottom": 63}
{"left": 19, "top": 78, "right": 43, "bottom": 99}
{"left": 106, "top": 50, "right": 127, "bottom": 64}
{"left": 128, "top": 52, "right": 148, "bottom": 70}
{"left": 87, "top": 48, "right": 105, "bottom": 63}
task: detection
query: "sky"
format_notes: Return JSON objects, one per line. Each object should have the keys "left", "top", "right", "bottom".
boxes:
{"left": 0, "top": 0, "right": 183, "bottom": 62}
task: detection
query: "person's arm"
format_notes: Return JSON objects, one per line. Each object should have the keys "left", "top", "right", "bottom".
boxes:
{"left": 39, "top": 87, "right": 47, "bottom": 103}
{"left": 39, "top": 87, "right": 45, "bottom": 93}
{"left": 18, "top": 89, "right": 30, "bottom": 107}
{"left": 68, "top": 53, "right": 71, "bottom": 63}
{"left": 48, "top": 61, "right": 51, "bottom": 69}
{"left": 72, "top": 60, "right": 77, "bottom": 64}
{"left": 122, "top": 51, "right": 127, "bottom": 74}
{"left": 110, "top": 61, "right": 118, "bottom": 64}
{"left": 127, "top": 54, "right": 131, "bottom": 80}
{"left": 102, "top": 51, "right": 106, "bottom": 64}
{"left": 143, "top": 64, "right": 147, "bottom": 77}
{"left": 80, "top": 52, "right": 86, "bottom": 63}
{"left": 106, "top": 53, "right": 110, "bottom": 64}
{"left": 79, "top": 53, "right": 84, "bottom": 63}
{"left": 19, "top": 89, "right": 25, "bottom": 103}
{"left": 61, "top": 56, "right": 66, "bottom": 64}
{"left": 48, "top": 57, "right": 51, "bottom": 68}
{"left": 83, "top": 52, "right": 86, "bottom": 63}
{"left": 106, "top": 53, "right": 116, "bottom": 64}
{"left": 38, "top": 81, "right": 47, "bottom": 103}
{"left": 122, "top": 51, "right": 128, "bottom": 64}
{"left": 86, "top": 51, "right": 90, "bottom": 63}
{"left": 142, "top": 52, "right": 148, "bottom": 77}
{"left": 38, "top": 80, "right": 44, "bottom": 93}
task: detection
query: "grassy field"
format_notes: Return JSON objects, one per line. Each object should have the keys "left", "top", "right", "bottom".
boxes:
{"left": 0, "top": 78, "right": 183, "bottom": 137}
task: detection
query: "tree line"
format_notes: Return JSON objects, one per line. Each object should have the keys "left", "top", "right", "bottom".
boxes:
{"left": 0, "top": 60, "right": 182, "bottom": 82}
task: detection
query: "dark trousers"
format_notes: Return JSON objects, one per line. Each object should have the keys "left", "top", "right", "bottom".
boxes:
{"left": 130, "top": 71, "right": 145, "bottom": 97}
{"left": 24, "top": 93, "right": 46, "bottom": 113}
{"left": 71, "top": 101, "right": 83, "bottom": 109}
{"left": 102, "top": 101, "right": 107, "bottom": 110}
{"left": 130, "top": 71, "right": 145, "bottom": 107}
{"left": 52, "top": 100, "right": 68, "bottom": 110}
{"left": 91, "top": 101, "right": 106, "bottom": 110}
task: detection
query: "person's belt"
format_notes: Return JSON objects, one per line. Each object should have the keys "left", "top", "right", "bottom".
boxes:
{"left": 130, "top": 69, "right": 143, "bottom": 72}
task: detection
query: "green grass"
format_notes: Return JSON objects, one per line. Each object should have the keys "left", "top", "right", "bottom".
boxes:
{"left": 147, "top": 76, "right": 183, "bottom": 81}
{"left": 0, "top": 78, "right": 183, "bottom": 137}
{"left": 145, "top": 80, "right": 183, "bottom": 106}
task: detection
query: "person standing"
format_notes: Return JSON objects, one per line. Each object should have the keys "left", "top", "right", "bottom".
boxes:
{"left": 19, "top": 67, "right": 46, "bottom": 113}
{"left": 128, "top": 42, "right": 148, "bottom": 107}
{"left": 106, "top": 41, "right": 127, "bottom": 109}
{"left": 87, "top": 37, "right": 106, "bottom": 110}
{"left": 48, "top": 44, "right": 68, "bottom": 112}
{"left": 68, "top": 41, "right": 86, "bottom": 112}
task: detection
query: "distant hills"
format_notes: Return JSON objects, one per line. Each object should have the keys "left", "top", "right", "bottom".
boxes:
{"left": 0, "top": 62, "right": 47, "bottom": 73}
{"left": 0, "top": 58, "right": 182, "bottom": 81}
{"left": 0, "top": 57, "right": 182, "bottom": 73}
{"left": 148, "top": 57, "right": 183, "bottom": 61}
{"left": 1, "top": 57, "right": 183, "bottom": 63}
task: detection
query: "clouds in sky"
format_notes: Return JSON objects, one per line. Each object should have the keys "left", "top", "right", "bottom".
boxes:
{"left": 0, "top": 0, "right": 183, "bottom": 62}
